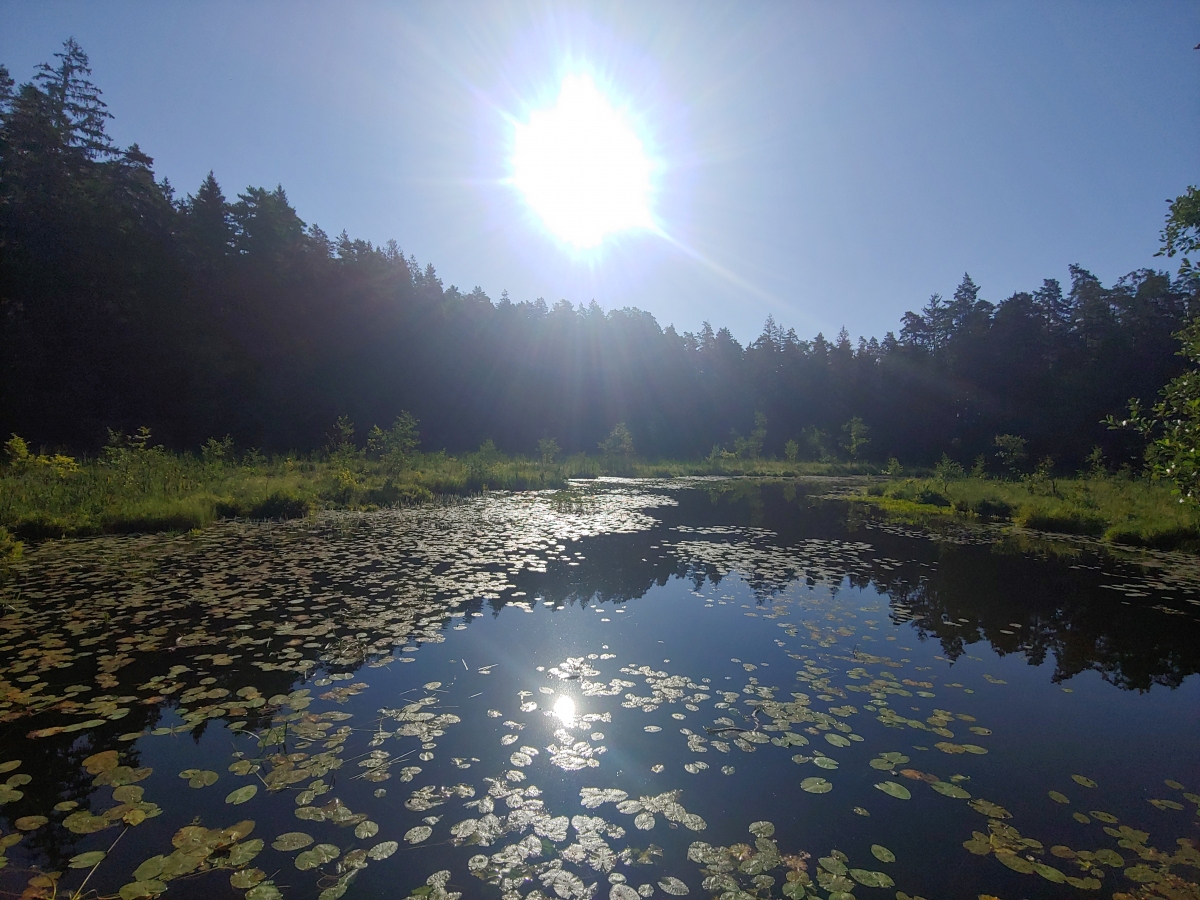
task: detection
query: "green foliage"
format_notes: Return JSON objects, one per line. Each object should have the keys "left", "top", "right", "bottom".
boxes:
{"left": 840, "top": 417, "right": 870, "bottom": 460}
{"left": 1109, "top": 317, "right": 1200, "bottom": 502}
{"left": 885, "top": 457, "right": 903, "bottom": 476}
{"left": 933, "top": 454, "right": 964, "bottom": 489}
{"left": 599, "top": 423, "right": 635, "bottom": 458}
{"left": 802, "top": 427, "right": 834, "bottom": 463}
{"left": 784, "top": 440, "right": 800, "bottom": 463}
{"left": 367, "top": 412, "right": 420, "bottom": 474}
{"left": 993, "top": 434, "right": 1028, "bottom": 476}
{"left": 857, "top": 475, "right": 1199, "bottom": 549}
{"left": 5, "top": 434, "right": 79, "bottom": 476}
{"left": 537, "top": 437, "right": 560, "bottom": 466}
{"left": 1156, "top": 185, "right": 1200, "bottom": 272}
{"left": 0, "top": 525, "right": 23, "bottom": 568}
{"left": 731, "top": 412, "right": 767, "bottom": 459}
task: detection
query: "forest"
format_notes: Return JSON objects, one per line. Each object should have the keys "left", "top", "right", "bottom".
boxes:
{"left": 2, "top": 41, "right": 1198, "bottom": 474}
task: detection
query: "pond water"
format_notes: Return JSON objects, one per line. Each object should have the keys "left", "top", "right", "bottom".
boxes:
{"left": 1, "top": 478, "right": 1198, "bottom": 900}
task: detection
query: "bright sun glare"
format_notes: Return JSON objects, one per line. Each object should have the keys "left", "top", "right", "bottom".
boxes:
{"left": 512, "top": 74, "right": 653, "bottom": 249}
{"left": 552, "top": 695, "right": 577, "bottom": 726}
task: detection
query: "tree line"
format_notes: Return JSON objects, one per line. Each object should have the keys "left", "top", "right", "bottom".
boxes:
{"left": 2, "top": 41, "right": 1196, "bottom": 470}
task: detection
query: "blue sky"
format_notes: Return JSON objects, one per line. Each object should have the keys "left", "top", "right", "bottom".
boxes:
{"left": 2, "top": 1, "right": 1196, "bottom": 342}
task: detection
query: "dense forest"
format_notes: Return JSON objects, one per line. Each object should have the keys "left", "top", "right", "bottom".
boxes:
{"left": 2, "top": 41, "right": 1196, "bottom": 469}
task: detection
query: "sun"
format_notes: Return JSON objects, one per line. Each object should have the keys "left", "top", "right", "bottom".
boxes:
{"left": 512, "top": 74, "right": 653, "bottom": 249}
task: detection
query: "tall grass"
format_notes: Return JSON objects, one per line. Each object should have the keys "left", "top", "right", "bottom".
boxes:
{"left": 856, "top": 474, "right": 1200, "bottom": 550}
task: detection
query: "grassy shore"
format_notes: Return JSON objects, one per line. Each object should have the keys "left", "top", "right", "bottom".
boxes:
{"left": 0, "top": 437, "right": 871, "bottom": 557}
{"left": 3, "top": 435, "right": 1195, "bottom": 558}
{"left": 853, "top": 474, "right": 1200, "bottom": 550}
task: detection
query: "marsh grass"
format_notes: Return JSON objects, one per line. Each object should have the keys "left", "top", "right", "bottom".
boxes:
{"left": 856, "top": 475, "right": 1200, "bottom": 550}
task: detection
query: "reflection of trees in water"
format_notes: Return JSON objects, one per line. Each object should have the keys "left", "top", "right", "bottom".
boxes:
{"left": 866, "top": 547, "right": 1200, "bottom": 691}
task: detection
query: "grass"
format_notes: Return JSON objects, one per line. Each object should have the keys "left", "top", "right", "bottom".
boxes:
{"left": 5, "top": 435, "right": 1193, "bottom": 555}
{"left": 853, "top": 474, "right": 1200, "bottom": 550}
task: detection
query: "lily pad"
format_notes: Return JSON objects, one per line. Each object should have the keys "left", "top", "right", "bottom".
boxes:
{"left": 749, "top": 821, "right": 775, "bottom": 838}
{"left": 930, "top": 781, "right": 971, "bottom": 799}
{"left": 368, "top": 841, "right": 399, "bottom": 860}
{"left": 658, "top": 877, "right": 689, "bottom": 895}
{"left": 225, "top": 785, "right": 258, "bottom": 805}
{"left": 870, "top": 844, "right": 895, "bottom": 863}
{"left": 1071, "top": 774, "right": 1097, "bottom": 788}
{"left": 179, "top": 769, "right": 218, "bottom": 788}
{"left": 231, "top": 869, "right": 266, "bottom": 889}
{"left": 271, "top": 832, "right": 314, "bottom": 851}
{"left": 68, "top": 850, "right": 107, "bottom": 868}
{"left": 801, "top": 777, "right": 832, "bottom": 794}
{"left": 295, "top": 843, "right": 340, "bottom": 871}
{"left": 405, "top": 826, "right": 433, "bottom": 844}
{"left": 1048, "top": 791, "right": 1069, "bottom": 804}
{"left": 873, "top": 781, "right": 911, "bottom": 800}
{"left": 849, "top": 869, "right": 894, "bottom": 888}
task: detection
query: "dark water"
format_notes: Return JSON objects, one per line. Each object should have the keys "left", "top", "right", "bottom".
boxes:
{"left": 1, "top": 478, "right": 1198, "bottom": 900}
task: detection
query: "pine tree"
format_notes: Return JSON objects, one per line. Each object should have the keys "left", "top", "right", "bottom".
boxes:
{"left": 32, "top": 38, "right": 115, "bottom": 159}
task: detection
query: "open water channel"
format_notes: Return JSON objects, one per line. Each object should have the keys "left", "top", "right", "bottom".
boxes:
{"left": 0, "top": 478, "right": 1197, "bottom": 900}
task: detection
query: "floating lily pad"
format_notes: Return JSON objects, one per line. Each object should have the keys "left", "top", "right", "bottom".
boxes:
{"left": 749, "top": 821, "right": 775, "bottom": 837}
{"left": 14, "top": 815, "right": 47, "bottom": 831}
{"left": 1048, "top": 791, "right": 1069, "bottom": 804}
{"left": 179, "top": 769, "right": 218, "bottom": 788}
{"left": 1071, "top": 774, "right": 1097, "bottom": 788}
{"left": 405, "top": 826, "right": 432, "bottom": 844}
{"left": 873, "top": 781, "right": 911, "bottom": 800}
{"left": 968, "top": 799, "right": 1011, "bottom": 819}
{"left": 801, "top": 777, "right": 832, "bottom": 794}
{"left": 368, "top": 841, "right": 399, "bottom": 860}
{"left": 870, "top": 844, "right": 895, "bottom": 863}
{"left": 658, "top": 877, "right": 689, "bottom": 895}
{"left": 930, "top": 781, "right": 971, "bottom": 799}
{"left": 849, "top": 869, "right": 894, "bottom": 888}
{"left": 68, "top": 850, "right": 107, "bottom": 868}
{"left": 231, "top": 869, "right": 266, "bottom": 889}
{"left": 295, "top": 843, "right": 340, "bottom": 871}
{"left": 271, "top": 832, "right": 314, "bottom": 851}
{"left": 225, "top": 785, "right": 258, "bottom": 805}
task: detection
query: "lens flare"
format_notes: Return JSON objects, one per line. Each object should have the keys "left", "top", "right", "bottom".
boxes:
{"left": 552, "top": 695, "right": 577, "bottom": 726}
{"left": 512, "top": 73, "right": 653, "bottom": 249}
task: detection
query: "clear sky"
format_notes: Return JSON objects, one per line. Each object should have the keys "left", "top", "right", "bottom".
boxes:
{"left": 2, "top": 1, "right": 1197, "bottom": 342}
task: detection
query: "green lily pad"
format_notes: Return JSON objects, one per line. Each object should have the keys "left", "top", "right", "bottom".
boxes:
{"left": 801, "top": 777, "right": 832, "bottom": 794}
{"left": 295, "top": 843, "right": 340, "bottom": 870}
{"left": 873, "top": 781, "right": 911, "bottom": 800}
{"left": 930, "top": 781, "right": 971, "bottom": 799}
{"left": 273, "top": 832, "right": 314, "bottom": 851}
{"left": 1048, "top": 791, "right": 1069, "bottom": 804}
{"left": 749, "top": 821, "right": 775, "bottom": 838}
{"left": 870, "top": 844, "right": 895, "bottom": 863}
{"left": 968, "top": 799, "right": 1011, "bottom": 819}
{"left": 225, "top": 785, "right": 258, "bottom": 805}
{"left": 849, "top": 869, "right": 894, "bottom": 888}
{"left": 118, "top": 880, "right": 167, "bottom": 900}
{"left": 246, "top": 882, "right": 283, "bottom": 900}
{"left": 68, "top": 850, "right": 107, "bottom": 868}
{"left": 1071, "top": 774, "right": 1097, "bottom": 788}
{"left": 231, "top": 869, "right": 266, "bottom": 889}
{"left": 179, "top": 769, "right": 218, "bottom": 788}
{"left": 368, "top": 841, "right": 399, "bottom": 860}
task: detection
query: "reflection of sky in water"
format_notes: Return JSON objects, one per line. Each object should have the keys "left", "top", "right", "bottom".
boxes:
{"left": 1, "top": 480, "right": 1198, "bottom": 900}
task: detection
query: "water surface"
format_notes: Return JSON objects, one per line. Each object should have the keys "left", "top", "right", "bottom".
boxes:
{"left": 1, "top": 479, "right": 1197, "bottom": 900}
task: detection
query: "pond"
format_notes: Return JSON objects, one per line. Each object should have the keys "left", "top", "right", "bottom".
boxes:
{"left": 0, "top": 478, "right": 1198, "bottom": 900}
